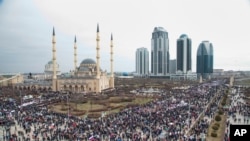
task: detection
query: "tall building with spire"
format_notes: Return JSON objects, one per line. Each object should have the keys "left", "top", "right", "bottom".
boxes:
{"left": 196, "top": 41, "right": 214, "bottom": 79}
{"left": 151, "top": 27, "right": 170, "bottom": 77}
{"left": 136, "top": 47, "right": 149, "bottom": 76}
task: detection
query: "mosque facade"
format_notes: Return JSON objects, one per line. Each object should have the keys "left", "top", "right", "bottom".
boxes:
{"left": 15, "top": 24, "right": 115, "bottom": 93}
{"left": 52, "top": 24, "right": 114, "bottom": 93}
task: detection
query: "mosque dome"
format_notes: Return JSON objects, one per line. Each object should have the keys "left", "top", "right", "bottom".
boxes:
{"left": 80, "top": 58, "right": 96, "bottom": 65}
{"left": 48, "top": 60, "right": 53, "bottom": 64}
{"left": 44, "top": 60, "right": 61, "bottom": 75}
{"left": 78, "top": 58, "right": 97, "bottom": 72}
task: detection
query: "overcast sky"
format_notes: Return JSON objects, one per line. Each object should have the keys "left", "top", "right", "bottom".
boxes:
{"left": 0, "top": 0, "right": 250, "bottom": 73}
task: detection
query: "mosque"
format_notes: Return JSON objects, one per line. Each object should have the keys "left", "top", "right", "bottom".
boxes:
{"left": 15, "top": 24, "right": 115, "bottom": 93}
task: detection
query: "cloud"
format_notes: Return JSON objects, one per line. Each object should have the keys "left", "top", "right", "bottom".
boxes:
{"left": 1, "top": 0, "right": 250, "bottom": 73}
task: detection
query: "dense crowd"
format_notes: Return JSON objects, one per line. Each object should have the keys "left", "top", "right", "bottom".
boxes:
{"left": 224, "top": 87, "right": 250, "bottom": 140}
{"left": 0, "top": 80, "right": 225, "bottom": 141}
{"left": 188, "top": 86, "right": 226, "bottom": 140}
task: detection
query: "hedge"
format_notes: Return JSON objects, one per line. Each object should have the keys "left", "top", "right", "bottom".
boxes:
{"left": 88, "top": 107, "right": 108, "bottom": 112}
{"left": 211, "top": 132, "right": 217, "bottom": 137}
{"left": 72, "top": 109, "right": 86, "bottom": 112}
{"left": 71, "top": 111, "right": 86, "bottom": 116}
{"left": 212, "top": 125, "right": 219, "bottom": 130}
{"left": 92, "top": 100, "right": 109, "bottom": 105}
{"left": 218, "top": 109, "right": 224, "bottom": 115}
{"left": 126, "top": 103, "right": 139, "bottom": 108}
{"left": 88, "top": 113, "right": 101, "bottom": 118}
{"left": 214, "top": 123, "right": 220, "bottom": 128}
{"left": 215, "top": 115, "right": 222, "bottom": 121}
{"left": 221, "top": 101, "right": 226, "bottom": 106}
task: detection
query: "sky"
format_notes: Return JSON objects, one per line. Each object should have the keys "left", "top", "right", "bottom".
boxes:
{"left": 0, "top": 0, "right": 250, "bottom": 73}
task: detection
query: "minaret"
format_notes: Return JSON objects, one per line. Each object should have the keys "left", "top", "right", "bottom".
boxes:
{"left": 110, "top": 33, "right": 114, "bottom": 88}
{"left": 52, "top": 27, "right": 57, "bottom": 91}
{"left": 96, "top": 24, "right": 100, "bottom": 79}
{"left": 74, "top": 35, "right": 77, "bottom": 72}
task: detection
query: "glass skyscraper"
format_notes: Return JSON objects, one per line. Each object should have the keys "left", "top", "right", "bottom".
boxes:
{"left": 196, "top": 41, "right": 214, "bottom": 78}
{"left": 151, "top": 27, "right": 169, "bottom": 76}
{"left": 177, "top": 34, "right": 192, "bottom": 74}
{"left": 136, "top": 47, "right": 149, "bottom": 76}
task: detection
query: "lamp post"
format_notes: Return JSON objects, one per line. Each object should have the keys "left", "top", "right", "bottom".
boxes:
{"left": 185, "top": 99, "right": 191, "bottom": 136}
{"left": 146, "top": 111, "right": 153, "bottom": 141}
{"left": 188, "top": 99, "right": 190, "bottom": 129}
{"left": 67, "top": 92, "right": 69, "bottom": 122}
{"left": 145, "top": 125, "right": 152, "bottom": 141}
{"left": 19, "top": 91, "right": 22, "bottom": 109}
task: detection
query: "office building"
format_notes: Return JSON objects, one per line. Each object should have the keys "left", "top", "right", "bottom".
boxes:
{"left": 196, "top": 41, "right": 214, "bottom": 79}
{"left": 176, "top": 34, "right": 192, "bottom": 74}
{"left": 135, "top": 47, "right": 149, "bottom": 76}
{"left": 170, "top": 34, "right": 197, "bottom": 80}
{"left": 151, "top": 27, "right": 170, "bottom": 77}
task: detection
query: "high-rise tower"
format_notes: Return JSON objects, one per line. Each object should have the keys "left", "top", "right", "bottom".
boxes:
{"left": 151, "top": 27, "right": 170, "bottom": 76}
{"left": 52, "top": 27, "right": 57, "bottom": 91}
{"left": 176, "top": 34, "right": 192, "bottom": 74}
{"left": 74, "top": 35, "right": 77, "bottom": 72}
{"left": 196, "top": 41, "right": 214, "bottom": 79}
{"left": 136, "top": 47, "right": 149, "bottom": 76}
{"left": 96, "top": 24, "right": 100, "bottom": 79}
{"left": 110, "top": 34, "right": 114, "bottom": 88}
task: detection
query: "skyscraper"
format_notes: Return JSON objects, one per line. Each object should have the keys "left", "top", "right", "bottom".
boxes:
{"left": 151, "top": 27, "right": 169, "bottom": 76}
{"left": 176, "top": 34, "right": 192, "bottom": 74}
{"left": 196, "top": 41, "right": 214, "bottom": 79}
{"left": 136, "top": 47, "right": 149, "bottom": 76}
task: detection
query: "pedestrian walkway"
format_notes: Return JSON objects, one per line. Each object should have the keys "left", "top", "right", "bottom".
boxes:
{"left": 225, "top": 87, "right": 250, "bottom": 140}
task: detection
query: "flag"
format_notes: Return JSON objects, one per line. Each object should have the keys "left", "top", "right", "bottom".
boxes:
{"left": 89, "top": 136, "right": 94, "bottom": 141}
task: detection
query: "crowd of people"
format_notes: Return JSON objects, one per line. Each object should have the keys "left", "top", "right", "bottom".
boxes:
{"left": 188, "top": 85, "right": 226, "bottom": 140}
{"left": 0, "top": 80, "right": 227, "bottom": 141}
{"left": 224, "top": 87, "right": 250, "bottom": 140}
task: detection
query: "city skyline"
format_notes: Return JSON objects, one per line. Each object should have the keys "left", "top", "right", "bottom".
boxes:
{"left": 1, "top": 0, "right": 250, "bottom": 73}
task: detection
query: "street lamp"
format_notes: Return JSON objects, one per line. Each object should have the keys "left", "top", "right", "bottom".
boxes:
{"left": 188, "top": 99, "right": 190, "bottom": 128}
{"left": 67, "top": 92, "right": 69, "bottom": 122}
{"left": 185, "top": 99, "right": 191, "bottom": 136}
{"left": 19, "top": 91, "right": 22, "bottom": 108}
{"left": 150, "top": 127, "right": 152, "bottom": 141}
{"left": 145, "top": 125, "right": 152, "bottom": 141}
